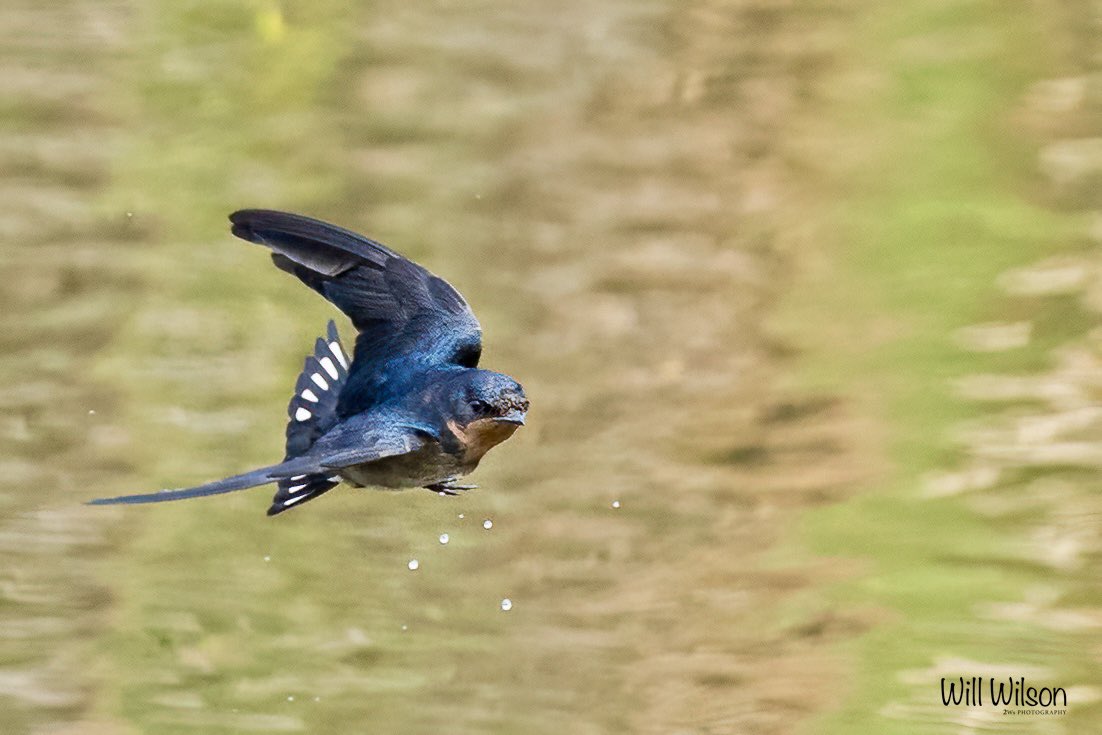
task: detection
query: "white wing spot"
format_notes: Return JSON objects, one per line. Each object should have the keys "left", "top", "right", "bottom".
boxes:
{"left": 310, "top": 373, "right": 329, "bottom": 390}
{"left": 329, "top": 341, "right": 348, "bottom": 369}
{"left": 294, "top": 407, "right": 312, "bottom": 422}
{"left": 301, "top": 389, "right": 319, "bottom": 403}
{"left": 318, "top": 356, "right": 339, "bottom": 380}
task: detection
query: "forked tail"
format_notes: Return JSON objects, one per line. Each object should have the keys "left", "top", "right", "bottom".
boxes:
{"left": 88, "top": 321, "right": 353, "bottom": 513}
{"left": 88, "top": 459, "right": 312, "bottom": 506}
{"left": 267, "top": 320, "right": 351, "bottom": 515}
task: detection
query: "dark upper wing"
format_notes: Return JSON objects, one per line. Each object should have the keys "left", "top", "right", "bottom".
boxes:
{"left": 229, "top": 210, "right": 482, "bottom": 415}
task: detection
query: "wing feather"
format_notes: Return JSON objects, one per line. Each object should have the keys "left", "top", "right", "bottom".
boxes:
{"left": 230, "top": 210, "right": 482, "bottom": 416}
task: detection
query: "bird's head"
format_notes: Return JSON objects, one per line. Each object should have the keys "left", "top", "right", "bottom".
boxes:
{"left": 448, "top": 370, "right": 528, "bottom": 451}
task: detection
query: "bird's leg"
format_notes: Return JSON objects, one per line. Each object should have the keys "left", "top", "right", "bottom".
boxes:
{"left": 424, "top": 477, "right": 478, "bottom": 496}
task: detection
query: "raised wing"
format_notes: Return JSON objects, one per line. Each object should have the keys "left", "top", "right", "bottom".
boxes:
{"left": 229, "top": 210, "right": 482, "bottom": 416}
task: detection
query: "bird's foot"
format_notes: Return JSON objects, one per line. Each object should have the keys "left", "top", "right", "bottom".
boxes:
{"left": 425, "top": 478, "right": 478, "bottom": 496}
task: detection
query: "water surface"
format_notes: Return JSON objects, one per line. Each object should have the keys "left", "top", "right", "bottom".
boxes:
{"left": 1, "top": 0, "right": 1100, "bottom": 733}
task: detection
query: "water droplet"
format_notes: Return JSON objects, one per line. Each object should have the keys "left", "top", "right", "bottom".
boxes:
{"left": 401, "top": 624, "right": 408, "bottom": 631}
{"left": 88, "top": 409, "right": 96, "bottom": 415}
{"left": 611, "top": 500, "right": 621, "bottom": 509}
{"left": 407, "top": 559, "right": 419, "bottom": 571}
{"left": 483, "top": 519, "right": 493, "bottom": 530}
{"left": 439, "top": 533, "right": 450, "bottom": 544}
{"left": 287, "top": 695, "right": 295, "bottom": 702}
{"left": 458, "top": 513, "right": 465, "bottom": 519}
{"left": 500, "top": 598, "right": 513, "bottom": 611}
{"left": 314, "top": 696, "right": 320, "bottom": 702}
{"left": 263, "top": 555, "right": 271, "bottom": 562}
{"left": 125, "top": 211, "right": 133, "bottom": 218}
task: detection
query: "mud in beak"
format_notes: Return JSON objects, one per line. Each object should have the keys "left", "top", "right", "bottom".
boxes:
{"left": 493, "top": 410, "right": 526, "bottom": 426}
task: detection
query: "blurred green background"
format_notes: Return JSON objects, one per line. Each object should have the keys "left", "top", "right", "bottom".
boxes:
{"left": 1, "top": 0, "right": 1100, "bottom": 733}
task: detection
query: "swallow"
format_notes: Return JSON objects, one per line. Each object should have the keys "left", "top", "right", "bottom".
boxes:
{"left": 90, "top": 210, "right": 528, "bottom": 516}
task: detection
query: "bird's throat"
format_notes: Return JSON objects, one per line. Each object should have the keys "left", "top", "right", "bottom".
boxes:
{"left": 447, "top": 418, "right": 520, "bottom": 463}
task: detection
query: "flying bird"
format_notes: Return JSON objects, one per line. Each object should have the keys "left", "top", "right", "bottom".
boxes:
{"left": 90, "top": 210, "right": 528, "bottom": 516}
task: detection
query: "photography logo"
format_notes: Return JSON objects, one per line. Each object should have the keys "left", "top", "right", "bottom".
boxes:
{"left": 941, "top": 676, "right": 1068, "bottom": 716}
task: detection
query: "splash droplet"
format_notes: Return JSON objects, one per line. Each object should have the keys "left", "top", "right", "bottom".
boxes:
{"left": 458, "top": 513, "right": 465, "bottom": 519}
{"left": 287, "top": 696, "right": 295, "bottom": 702}
{"left": 263, "top": 555, "right": 271, "bottom": 562}
{"left": 439, "top": 533, "right": 450, "bottom": 544}
{"left": 483, "top": 519, "right": 493, "bottom": 530}
{"left": 611, "top": 500, "right": 621, "bottom": 509}
{"left": 500, "top": 598, "right": 513, "bottom": 611}
{"left": 407, "top": 559, "right": 419, "bottom": 571}
{"left": 400, "top": 624, "right": 408, "bottom": 631}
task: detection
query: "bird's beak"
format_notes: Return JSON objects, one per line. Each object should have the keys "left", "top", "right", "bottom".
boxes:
{"left": 493, "top": 411, "right": 526, "bottom": 426}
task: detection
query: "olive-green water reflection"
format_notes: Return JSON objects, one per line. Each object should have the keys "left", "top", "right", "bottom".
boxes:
{"left": 3, "top": 0, "right": 1101, "bottom": 733}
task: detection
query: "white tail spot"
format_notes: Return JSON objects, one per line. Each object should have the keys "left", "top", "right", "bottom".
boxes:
{"left": 329, "top": 341, "right": 348, "bottom": 369}
{"left": 294, "top": 407, "right": 312, "bottom": 422}
{"left": 318, "top": 356, "right": 339, "bottom": 380}
{"left": 283, "top": 493, "right": 310, "bottom": 507}
{"left": 301, "top": 389, "right": 319, "bottom": 403}
{"left": 310, "top": 373, "right": 329, "bottom": 390}
{"left": 286, "top": 483, "right": 308, "bottom": 492}
{"left": 289, "top": 475, "right": 307, "bottom": 481}
{"left": 327, "top": 475, "right": 341, "bottom": 483}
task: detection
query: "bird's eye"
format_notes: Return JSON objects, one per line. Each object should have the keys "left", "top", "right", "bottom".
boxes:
{"left": 470, "top": 399, "right": 491, "bottom": 415}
